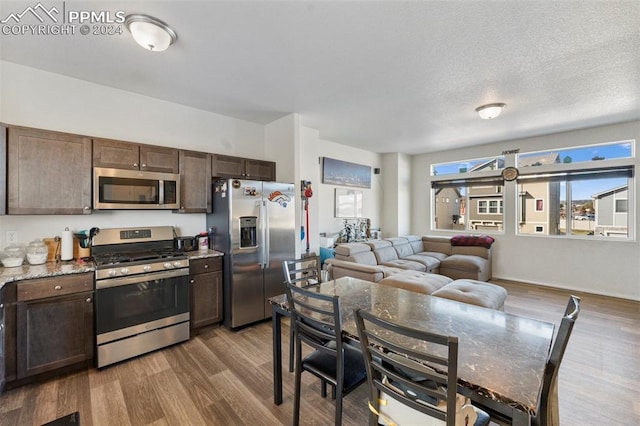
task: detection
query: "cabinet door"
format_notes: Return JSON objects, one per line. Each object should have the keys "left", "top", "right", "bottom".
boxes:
{"left": 8, "top": 127, "right": 92, "bottom": 214}
{"left": 16, "top": 291, "right": 94, "bottom": 379}
{"left": 245, "top": 159, "right": 276, "bottom": 181}
{"left": 139, "top": 144, "right": 179, "bottom": 173}
{"left": 177, "top": 150, "right": 211, "bottom": 213}
{"left": 190, "top": 271, "right": 222, "bottom": 329}
{"left": 93, "top": 138, "right": 140, "bottom": 170}
{"left": 1, "top": 284, "right": 16, "bottom": 384}
{"left": 211, "top": 154, "right": 246, "bottom": 178}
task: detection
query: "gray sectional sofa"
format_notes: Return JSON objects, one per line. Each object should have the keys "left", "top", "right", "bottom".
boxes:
{"left": 324, "top": 235, "right": 505, "bottom": 310}
{"left": 325, "top": 235, "right": 492, "bottom": 282}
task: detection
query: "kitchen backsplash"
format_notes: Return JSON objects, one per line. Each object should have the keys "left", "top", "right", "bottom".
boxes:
{"left": 0, "top": 211, "right": 206, "bottom": 248}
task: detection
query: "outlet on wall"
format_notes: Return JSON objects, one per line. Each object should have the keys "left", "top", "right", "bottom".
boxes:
{"left": 6, "top": 231, "right": 18, "bottom": 244}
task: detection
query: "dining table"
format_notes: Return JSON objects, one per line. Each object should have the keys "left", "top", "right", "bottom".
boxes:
{"left": 270, "top": 276, "right": 555, "bottom": 425}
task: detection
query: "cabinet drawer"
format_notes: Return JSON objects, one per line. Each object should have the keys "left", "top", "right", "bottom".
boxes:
{"left": 190, "top": 257, "right": 223, "bottom": 274}
{"left": 17, "top": 273, "right": 93, "bottom": 302}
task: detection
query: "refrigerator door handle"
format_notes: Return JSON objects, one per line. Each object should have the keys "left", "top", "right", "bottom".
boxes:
{"left": 264, "top": 200, "right": 270, "bottom": 268}
{"left": 259, "top": 201, "right": 267, "bottom": 269}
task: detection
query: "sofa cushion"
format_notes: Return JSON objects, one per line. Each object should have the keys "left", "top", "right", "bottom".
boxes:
{"left": 379, "top": 271, "right": 452, "bottom": 294}
{"left": 386, "top": 237, "right": 415, "bottom": 258}
{"left": 415, "top": 251, "right": 449, "bottom": 261}
{"left": 380, "top": 259, "right": 427, "bottom": 272}
{"left": 401, "top": 254, "right": 441, "bottom": 272}
{"left": 439, "top": 254, "right": 491, "bottom": 281}
{"left": 432, "top": 280, "right": 507, "bottom": 310}
{"left": 334, "top": 243, "right": 371, "bottom": 258}
{"left": 422, "top": 236, "right": 452, "bottom": 256}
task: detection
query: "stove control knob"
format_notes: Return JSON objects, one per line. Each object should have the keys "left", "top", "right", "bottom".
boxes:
{"left": 120, "top": 268, "right": 130, "bottom": 275}
{"left": 108, "top": 269, "right": 117, "bottom": 277}
{"left": 143, "top": 265, "right": 152, "bottom": 272}
{"left": 173, "top": 261, "right": 182, "bottom": 268}
{"left": 163, "top": 262, "right": 173, "bottom": 269}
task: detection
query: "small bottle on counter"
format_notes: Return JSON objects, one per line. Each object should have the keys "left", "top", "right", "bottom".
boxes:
{"left": 198, "top": 232, "right": 209, "bottom": 251}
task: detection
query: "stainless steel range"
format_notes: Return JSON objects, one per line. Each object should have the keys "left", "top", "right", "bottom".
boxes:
{"left": 92, "top": 226, "right": 190, "bottom": 368}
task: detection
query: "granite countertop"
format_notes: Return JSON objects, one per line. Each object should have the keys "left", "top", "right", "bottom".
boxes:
{"left": 270, "top": 276, "right": 555, "bottom": 416}
{"left": 186, "top": 249, "right": 224, "bottom": 260}
{"left": 0, "top": 251, "right": 224, "bottom": 292}
{"left": 0, "top": 260, "right": 95, "bottom": 289}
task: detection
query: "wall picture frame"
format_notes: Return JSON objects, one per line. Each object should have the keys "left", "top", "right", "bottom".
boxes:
{"left": 322, "top": 157, "right": 371, "bottom": 188}
{"left": 335, "top": 188, "right": 363, "bottom": 218}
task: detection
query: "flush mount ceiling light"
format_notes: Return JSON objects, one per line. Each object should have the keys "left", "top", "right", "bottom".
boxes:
{"left": 124, "top": 14, "right": 177, "bottom": 52}
{"left": 475, "top": 103, "right": 506, "bottom": 120}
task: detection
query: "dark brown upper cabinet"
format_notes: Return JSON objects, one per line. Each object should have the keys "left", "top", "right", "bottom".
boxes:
{"left": 93, "top": 138, "right": 179, "bottom": 173}
{"left": 176, "top": 150, "right": 212, "bottom": 213}
{"left": 211, "top": 154, "right": 275, "bottom": 181}
{"left": 7, "top": 126, "right": 92, "bottom": 214}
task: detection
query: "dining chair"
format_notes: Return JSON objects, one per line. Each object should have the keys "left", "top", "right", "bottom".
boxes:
{"left": 285, "top": 282, "right": 367, "bottom": 426}
{"left": 473, "top": 295, "right": 581, "bottom": 426}
{"left": 532, "top": 295, "right": 581, "bottom": 426}
{"left": 282, "top": 256, "right": 322, "bottom": 372}
{"left": 354, "top": 308, "right": 491, "bottom": 426}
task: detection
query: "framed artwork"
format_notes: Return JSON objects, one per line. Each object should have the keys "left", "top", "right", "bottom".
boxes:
{"left": 335, "top": 189, "right": 363, "bottom": 218}
{"left": 322, "top": 157, "right": 371, "bottom": 188}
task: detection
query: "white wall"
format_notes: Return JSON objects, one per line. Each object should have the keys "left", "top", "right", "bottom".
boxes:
{"left": 300, "top": 127, "right": 383, "bottom": 250}
{"left": 0, "top": 61, "right": 267, "bottom": 245}
{"left": 381, "top": 153, "right": 411, "bottom": 237}
{"left": 412, "top": 120, "right": 640, "bottom": 300}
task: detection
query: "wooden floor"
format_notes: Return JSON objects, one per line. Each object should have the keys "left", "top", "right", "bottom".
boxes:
{"left": 0, "top": 280, "right": 638, "bottom": 425}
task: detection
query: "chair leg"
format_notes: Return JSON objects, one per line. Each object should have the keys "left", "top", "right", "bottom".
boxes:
{"left": 292, "top": 339, "right": 302, "bottom": 426}
{"left": 321, "top": 381, "right": 327, "bottom": 398}
{"left": 335, "top": 386, "right": 343, "bottom": 426}
{"left": 288, "top": 326, "right": 295, "bottom": 373}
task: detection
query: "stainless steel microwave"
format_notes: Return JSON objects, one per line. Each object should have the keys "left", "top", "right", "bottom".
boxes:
{"left": 94, "top": 167, "right": 180, "bottom": 210}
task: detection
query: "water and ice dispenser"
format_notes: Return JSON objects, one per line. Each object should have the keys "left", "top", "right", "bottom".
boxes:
{"left": 239, "top": 216, "right": 257, "bottom": 248}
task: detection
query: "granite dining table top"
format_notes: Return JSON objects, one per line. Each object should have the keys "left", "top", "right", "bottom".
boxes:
{"left": 270, "top": 276, "right": 555, "bottom": 415}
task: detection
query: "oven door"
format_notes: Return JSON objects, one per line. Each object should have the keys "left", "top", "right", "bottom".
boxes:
{"left": 95, "top": 269, "right": 189, "bottom": 339}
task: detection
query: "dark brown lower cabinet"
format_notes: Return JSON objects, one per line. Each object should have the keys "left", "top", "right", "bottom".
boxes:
{"left": 14, "top": 273, "right": 94, "bottom": 380}
{"left": 190, "top": 257, "right": 223, "bottom": 330}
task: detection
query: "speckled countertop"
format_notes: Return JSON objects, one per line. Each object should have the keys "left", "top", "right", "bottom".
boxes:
{"left": 0, "top": 250, "right": 224, "bottom": 290}
{"left": 270, "top": 276, "right": 555, "bottom": 416}
{"left": 186, "top": 249, "right": 224, "bottom": 260}
{"left": 0, "top": 260, "right": 94, "bottom": 289}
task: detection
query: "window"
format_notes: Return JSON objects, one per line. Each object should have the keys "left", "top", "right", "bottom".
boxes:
{"left": 516, "top": 140, "right": 634, "bottom": 238}
{"left": 432, "top": 182, "right": 504, "bottom": 232}
{"left": 431, "top": 140, "right": 634, "bottom": 239}
{"left": 432, "top": 156, "right": 505, "bottom": 176}
{"left": 616, "top": 199, "right": 628, "bottom": 213}
{"left": 478, "top": 200, "right": 503, "bottom": 214}
{"left": 518, "top": 141, "right": 633, "bottom": 168}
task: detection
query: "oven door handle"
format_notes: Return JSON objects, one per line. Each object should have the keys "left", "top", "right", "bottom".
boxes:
{"left": 96, "top": 268, "right": 189, "bottom": 290}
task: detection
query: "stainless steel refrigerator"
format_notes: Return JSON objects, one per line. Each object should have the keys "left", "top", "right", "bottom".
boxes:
{"left": 207, "top": 179, "right": 295, "bottom": 329}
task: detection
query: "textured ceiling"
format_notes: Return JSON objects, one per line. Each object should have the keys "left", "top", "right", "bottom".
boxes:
{"left": 1, "top": 1, "right": 639, "bottom": 154}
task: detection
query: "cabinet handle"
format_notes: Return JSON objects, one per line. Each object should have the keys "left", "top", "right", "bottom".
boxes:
{"left": 86, "top": 298, "right": 92, "bottom": 303}
{"left": 54, "top": 285, "right": 62, "bottom": 290}
{"left": 84, "top": 206, "right": 91, "bottom": 210}
{"left": 204, "top": 264, "right": 209, "bottom": 269}
{"left": 141, "top": 163, "right": 147, "bottom": 168}
{"left": 190, "top": 279, "right": 195, "bottom": 284}
{"left": 134, "top": 162, "right": 138, "bottom": 167}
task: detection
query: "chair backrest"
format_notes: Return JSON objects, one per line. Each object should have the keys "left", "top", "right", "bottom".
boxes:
{"left": 355, "top": 308, "right": 459, "bottom": 426}
{"left": 283, "top": 256, "right": 321, "bottom": 287}
{"left": 285, "top": 282, "right": 343, "bottom": 359}
{"left": 534, "top": 295, "right": 581, "bottom": 426}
